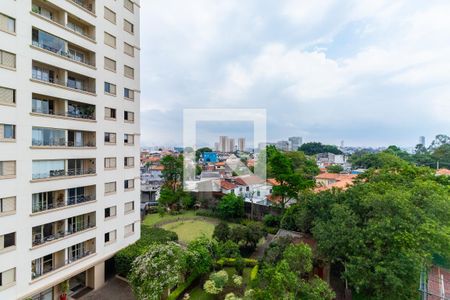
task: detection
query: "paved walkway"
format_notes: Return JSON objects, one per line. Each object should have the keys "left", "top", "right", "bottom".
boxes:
{"left": 78, "top": 277, "right": 135, "bottom": 300}
{"left": 251, "top": 233, "right": 275, "bottom": 260}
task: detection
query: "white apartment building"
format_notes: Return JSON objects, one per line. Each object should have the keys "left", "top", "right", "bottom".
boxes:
{"left": 0, "top": 0, "right": 141, "bottom": 299}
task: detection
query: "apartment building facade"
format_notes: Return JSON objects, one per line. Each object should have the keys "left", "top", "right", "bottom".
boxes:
{"left": 0, "top": 0, "right": 141, "bottom": 299}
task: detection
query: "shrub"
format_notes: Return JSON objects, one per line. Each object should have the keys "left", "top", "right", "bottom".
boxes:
{"left": 167, "top": 273, "right": 200, "bottom": 300}
{"left": 218, "top": 240, "right": 240, "bottom": 258}
{"left": 225, "top": 293, "right": 242, "bottom": 300}
{"left": 216, "top": 258, "right": 257, "bottom": 268}
{"left": 232, "top": 274, "right": 243, "bottom": 286}
{"left": 213, "top": 222, "right": 230, "bottom": 242}
{"left": 196, "top": 209, "right": 218, "bottom": 218}
{"left": 217, "top": 194, "right": 244, "bottom": 219}
{"left": 204, "top": 270, "right": 229, "bottom": 295}
{"left": 250, "top": 265, "right": 258, "bottom": 281}
{"left": 115, "top": 226, "right": 178, "bottom": 277}
{"left": 263, "top": 214, "right": 281, "bottom": 228}
{"left": 235, "top": 257, "right": 245, "bottom": 275}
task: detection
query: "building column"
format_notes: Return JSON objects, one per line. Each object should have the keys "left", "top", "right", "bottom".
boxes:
{"left": 88, "top": 262, "right": 105, "bottom": 290}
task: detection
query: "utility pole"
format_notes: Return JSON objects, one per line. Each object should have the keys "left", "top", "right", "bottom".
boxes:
{"left": 437, "top": 160, "right": 440, "bottom": 169}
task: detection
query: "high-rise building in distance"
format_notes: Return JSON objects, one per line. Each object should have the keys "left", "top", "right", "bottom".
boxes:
{"left": 0, "top": 1, "right": 140, "bottom": 299}
{"left": 419, "top": 136, "right": 426, "bottom": 146}
{"left": 238, "top": 138, "right": 245, "bottom": 152}
{"left": 288, "top": 136, "right": 302, "bottom": 151}
{"left": 219, "top": 136, "right": 229, "bottom": 152}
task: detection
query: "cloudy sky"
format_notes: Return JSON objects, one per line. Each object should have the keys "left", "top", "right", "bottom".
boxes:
{"left": 139, "top": 0, "right": 450, "bottom": 149}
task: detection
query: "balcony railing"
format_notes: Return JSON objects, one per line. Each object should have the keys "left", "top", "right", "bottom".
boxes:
{"left": 70, "top": 0, "right": 95, "bottom": 13}
{"left": 32, "top": 107, "right": 95, "bottom": 120}
{"left": 32, "top": 194, "right": 95, "bottom": 213}
{"left": 32, "top": 168, "right": 95, "bottom": 180}
{"left": 32, "top": 40, "right": 94, "bottom": 67}
{"left": 32, "top": 139, "right": 95, "bottom": 148}
{"left": 32, "top": 74, "right": 96, "bottom": 94}
{"left": 31, "top": 249, "right": 94, "bottom": 279}
{"left": 32, "top": 223, "right": 95, "bottom": 246}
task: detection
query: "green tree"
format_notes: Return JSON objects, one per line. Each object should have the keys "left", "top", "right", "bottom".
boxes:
{"left": 185, "top": 236, "right": 217, "bottom": 276}
{"left": 217, "top": 193, "right": 244, "bottom": 219}
{"left": 161, "top": 155, "right": 183, "bottom": 191}
{"left": 326, "top": 164, "right": 344, "bottom": 173}
{"left": 218, "top": 240, "right": 240, "bottom": 258}
{"left": 283, "top": 243, "right": 313, "bottom": 276}
{"left": 213, "top": 222, "right": 230, "bottom": 242}
{"left": 299, "top": 142, "right": 343, "bottom": 155}
{"left": 129, "top": 242, "right": 184, "bottom": 300}
{"left": 158, "top": 186, "right": 193, "bottom": 211}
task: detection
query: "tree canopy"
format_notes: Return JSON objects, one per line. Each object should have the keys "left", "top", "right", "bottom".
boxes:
{"left": 299, "top": 142, "right": 343, "bottom": 155}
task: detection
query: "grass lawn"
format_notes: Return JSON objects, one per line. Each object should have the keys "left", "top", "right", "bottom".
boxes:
{"left": 142, "top": 210, "right": 198, "bottom": 227}
{"left": 188, "top": 267, "right": 252, "bottom": 300}
{"left": 161, "top": 219, "right": 215, "bottom": 243}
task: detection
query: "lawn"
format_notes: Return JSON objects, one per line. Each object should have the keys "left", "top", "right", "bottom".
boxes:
{"left": 188, "top": 267, "right": 252, "bottom": 300}
{"left": 161, "top": 219, "right": 215, "bottom": 243}
{"left": 143, "top": 210, "right": 198, "bottom": 227}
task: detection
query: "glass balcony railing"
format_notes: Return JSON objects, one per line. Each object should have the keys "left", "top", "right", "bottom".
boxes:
{"left": 32, "top": 223, "right": 95, "bottom": 247}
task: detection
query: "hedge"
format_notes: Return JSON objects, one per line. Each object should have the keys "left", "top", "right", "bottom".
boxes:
{"left": 250, "top": 265, "right": 258, "bottom": 281}
{"left": 216, "top": 257, "right": 258, "bottom": 268}
{"left": 167, "top": 273, "right": 200, "bottom": 300}
{"left": 115, "top": 226, "right": 178, "bottom": 277}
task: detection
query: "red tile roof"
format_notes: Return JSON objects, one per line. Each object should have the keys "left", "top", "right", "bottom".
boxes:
{"left": 220, "top": 180, "right": 237, "bottom": 190}
{"left": 314, "top": 179, "right": 354, "bottom": 192}
{"left": 234, "top": 175, "right": 266, "bottom": 186}
{"left": 315, "top": 173, "right": 357, "bottom": 181}
{"left": 436, "top": 169, "right": 450, "bottom": 176}
{"left": 267, "top": 178, "right": 280, "bottom": 186}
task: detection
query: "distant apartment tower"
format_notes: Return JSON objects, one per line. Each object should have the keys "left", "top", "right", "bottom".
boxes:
{"left": 219, "top": 136, "right": 229, "bottom": 152}
{"left": 419, "top": 136, "right": 426, "bottom": 146}
{"left": 238, "top": 138, "right": 245, "bottom": 152}
{"left": 276, "top": 140, "right": 290, "bottom": 151}
{"left": 288, "top": 136, "right": 302, "bottom": 151}
{"left": 229, "top": 138, "right": 235, "bottom": 153}
{"left": 0, "top": 1, "right": 141, "bottom": 299}
{"left": 214, "top": 142, "right": 219, "bottom": 152}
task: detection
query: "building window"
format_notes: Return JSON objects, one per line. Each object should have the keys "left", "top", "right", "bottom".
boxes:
{"left": 124, "top": 134, "right": 134, "bottom": 145}
{"left": 0, "top": 86, "right": 15, "bottom": 105}
{"left": 124, "top": 42, "right": 134, "bottom": 57}
{"left": 0, "top": 50, "right": 16, "bottom": 69}
{"left": 125, "top": 201, "right": 134, "bottom": 213}
{"left": 0, "top": 124, "right": 15, "bottom": 140}
{"left": 124, "top": 157, "right": 135, "bottom": 168}
{"left": 0, "top": 197, "right": 15, "bottom": 214}
{"left": 0, "top": 268, "right": 15, "bottom": 288}
{"left": 0, "top": 13, "right": 15, "bottom": 34}
{"left": 124, "top": 111, "right": 134, "bottom": 122}
{"left": 104, "top": 230, "right": 116, "bottom": 244}
{"left": 105, "top": 107, "right": 116, "bottom": 119}
{"left": 0, "top": 161, "right": 16, "bottom": 178}
{"left": 104, "top": 82, "right": 117, "bottom": 95}
{"left": 104, "top": 32, "right": 116, "bottom": 48}
{"left": 104, "top": 7, "right": 116, "bottom": 24}
{"left": 104, "top": 157, "right": 117, "bottom": 169}
{"left": 123, "top": 19, "right": 134, "bottom": 34}
{"left": 32, "top": 127, "right": 65, "bottom": 146}
{"left": 104, "top": 57, "right": 116, "bottom": 72}
{"left": 124, "top": 65, "right": 134, "bottom": 79}
{"left": 124, "top": 179, "right": 134, "bottom": 190}
{"left": 124, "top": 223, "right": 135, "bottom": 236}
{"left": 104, "top": 132, "right": 116, "bottom": 144}
{"left": 0, "top": 232, "right": 15, "bottom": 250}
{"left": 104, "top": 206, "right": 116, "bottom": 219}
{"left": 124, "top": 0, "right": 134, "bottom": 13}
{"left": 105, "top": 182, "right": 117, "bottom": 194}
{"left": 124, "top": 88, "right": 134, "bottom": 100}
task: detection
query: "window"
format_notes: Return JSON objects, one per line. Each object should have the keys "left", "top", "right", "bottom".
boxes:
{"left": 125, "top": 201, "right": 134, "bottom": 213}
{"left": 0, "top": 124, "right": 15, "bottom": 140}
{"left": 104, "top": 230, "right": 116, "bottom": 244}
{"left": 124, "top": 0, "right": 134, "bottom": 13}
{"left": 104, "top": 206, "right": 116, "bottom": 219}
{"left": 0, "top": 87, "right": 15, "bottom": 105}
{"left": 105, "top": 107, "right": 116, "bottom": 119}
{"left": 32, "top": 127, "right": 65, "bottom": 146}
{"left": 124, "top": 179, "right": 134, "bottom": 190}
{"left": 104, "top": 7, "right": 116, "bottom": 24}
{"left": 32, "top": 65, "right": 54, "bottom": 83}
{"left": 104, "top": 32, "right": 116, "bottom": 48}
{"left": 104, "top": 57, "right": 116, "bottom": 72}
{"left": 0, "top": 50, "right": 15, "bottom": 69}
{"left": 105, "top": 182, "right": 116, "bottom": 194}
{"left": 124, "top": 157, "right": 135, "bottom": 168}
{"left": 124, "top": 223, "right": 135, "bottom": 236}
{"left": 124, "top": 134, "right": 134, "bottom": 145}
{"left": 124, "top": 42, "right": 134, "bottom": 57}
{"left": 0, "top": 197, "right": 15, "bottom": 214}
{"left": 32, "top": 4, "right": 54, "bottom": 21}
{"left": 0, "top": 161, "right": 16, "bottom": 178}
{"left": 124, "top": 88, "right": 134, "bottom": 100}
{"left": 67, "top": 21, "right": 85, "bottom": 36}
{"left": 123, "top": 19, "right": 134, "bottom": 34}
{"left": 104, "top": 157, "right": 116, "bottom": 169}
{"left": 0, "top": 232, "right": 15, "bottom": 250}
{"left": 104, "top": 132, "right": 116, "bottom": 144}
{"left": 124, "top": 111, "right": 134, "bottom": 122}
{"left": 104, "top": 82, "right": 116, "bottom": 95}
{"left": 0, "top": 268, "right": 15, "bottom": 288}
{"left": 124, "top": 65, "right": 134, "bottom": 79}
{"left": 0, "top": 13, "right": 15, "bottom": 34}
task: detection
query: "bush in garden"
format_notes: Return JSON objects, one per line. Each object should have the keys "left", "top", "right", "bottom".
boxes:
{"left": 218, "top": 240, "right": 240, "bottom": 258}
{"left": 203, "top": 270, "right": 229, "bottom": 295}
{"left": 232, "top": 274, "right": 243, "bottom": 286}
{"left": 263, "top": 214, "right": 281, "bottom": 228}
{"left": 213, "top": 222, "right": 230, "bottom": 242}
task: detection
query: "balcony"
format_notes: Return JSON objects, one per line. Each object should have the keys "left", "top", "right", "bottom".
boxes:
{"left": 32, "top": 185, "right": 96, "bottom": 213}
{"left": 32, "top": 0, "right": 96, "bottom": 41}
{"left": 32, "top": 127, "right": 96, "bottom": 148}
{"left": 32, "top": 212, "right": 96, "bottom": 247}
{"left": 32, "top": 28, "right": 96, "bottom": 67}
{"left": 31, "top": 238, "right": 96, "bottom": 279}
{"left": 32, "top": 159, "right": 96, "bottom": 181}
{"left": 32, "top": 94, "right": 96, "bottom": 121}
{"left": 69, "top": 0, "right": 96, "bottom": 14}
{"left": 32, "top": 60, "right": 96, "bottom": 94}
